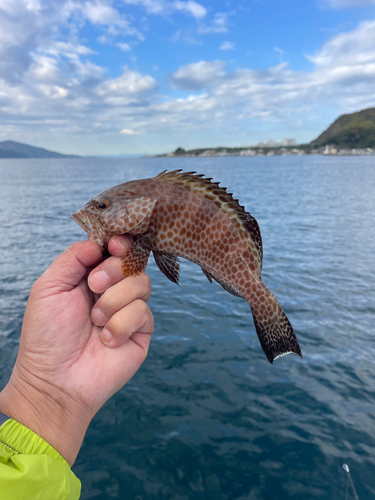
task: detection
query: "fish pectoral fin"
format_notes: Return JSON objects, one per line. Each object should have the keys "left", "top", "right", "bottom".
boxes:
{"left": 125, "top": 196, "right": 157, "bottom": 234}
{"left": 121, "top": 240, "right": 151, "bottom": 278}
{"left": 201, "top": 267, "right": 245, "bottom": 299}
{"left": 153, "top": 251, "right": 180, "bottom": 284}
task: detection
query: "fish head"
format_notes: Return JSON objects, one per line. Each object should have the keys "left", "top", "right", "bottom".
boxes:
{"left": 71, "top": 187, "right": 157, "bottom": 249}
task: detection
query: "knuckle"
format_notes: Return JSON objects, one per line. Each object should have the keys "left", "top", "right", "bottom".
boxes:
{"left": 29, "top": 279, "right": 41, "bottom": 296}
{"left": 141, "top": 273, "right": 151, "bottom": 291}
{"left": 133, "top": 273, "right": 151, "bottom": 298}
{"left": 135, "top": 299, "right": 151, "bottom": 325}
{"left": 140, "top": 344, "right": 150, "bottom": 359}
{"left": 99, "top": 284, "right": 124, "bottom": 312}
{"left": 107, "top": 314, "right": 126, "bottom": 337}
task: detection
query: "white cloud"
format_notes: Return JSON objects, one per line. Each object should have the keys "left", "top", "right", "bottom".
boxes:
{"left": 320, "top": 0, "right": 375, "bottom": 8}
{"left": 306, "top": 19, "right": 375, "bottom": 86}
{"left": 83, "top": 2, "right": 120, "bottom": 24}
{"left": 82, "top": 1, "right": 143, "bottom": 38}
{"left": 170, "top": 60, "right": 225, "bottom": 90}
{"left": 28, "top": 55, "right": 59, "bottom": 81}
{"left": 117, "top": 42, "right": 132, "bottom": 52}
{"left": 96, "top": 66, "right": 156, "bottom": 96}
{"left": 46, "top": 41, "right": 96, "bottom": 58}
{"left": 121, "top": 0, "right": 165, "bottom": 14}
{"left": 120, "top": 128, "right": 139, "bottom": 134}
{"left": 121, "top": 0, "right": 206, "bottom": 18}
{"left": 38, "top": 84, "right": 69, "bottom": 99}
{"left": 220, "top": 41, "right": 235, "bottom": 50}
{"left": 162, "top": 18, "right": 375, "bottom": 137}
{"left": 198, "top": 13, "right": 229, "bottom": 34}
{"left": 274, "top": 46, "right": 284, "bottom": 62}
{"left": 1, "top": 2, "right": 375, "bottom": 153}
{"left": 172, "top": 1, "right": 206, "bottom": 18}
{"left": 170, "top": 29, "right": 202, "bottom": 45}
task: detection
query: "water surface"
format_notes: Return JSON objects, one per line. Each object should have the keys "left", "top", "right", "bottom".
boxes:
{"left": 1, "top": 155, "right": 375, "bottom": 499}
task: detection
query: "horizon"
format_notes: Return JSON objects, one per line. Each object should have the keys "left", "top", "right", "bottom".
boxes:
{"left": 1, "top": 0, "right": 375, "bottom": 156}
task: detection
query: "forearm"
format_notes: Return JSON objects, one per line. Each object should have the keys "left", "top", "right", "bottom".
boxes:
{"left": 0, "top": 369, "right": 92, "bottom": 466}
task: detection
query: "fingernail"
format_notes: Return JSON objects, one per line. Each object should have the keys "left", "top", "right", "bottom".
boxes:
{"left": 89, "top": 270, "right": 110, "bottom": 293}
{"left": 91, "top": 308, "right": 105, "bottom": 326}
{"left": 101, "top": 329, "right": 113, "bottom": 346}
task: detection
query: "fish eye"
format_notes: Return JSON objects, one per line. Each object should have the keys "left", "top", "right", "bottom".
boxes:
{"left": 96, "top": 200, "right": 109, "bottom": 210}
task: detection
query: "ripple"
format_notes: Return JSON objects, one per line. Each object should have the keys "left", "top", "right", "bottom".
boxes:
{"left": 1, "top": 156, "right": 375, "bottom": 499}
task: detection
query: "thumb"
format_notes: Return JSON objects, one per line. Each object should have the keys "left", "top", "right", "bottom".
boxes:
{"left": 36, "top": 240, "right": 103, "bottom": 292}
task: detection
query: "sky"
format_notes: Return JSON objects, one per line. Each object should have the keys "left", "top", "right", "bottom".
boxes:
{"left": 1, "top": 0, "right": 375, "bottom": 155}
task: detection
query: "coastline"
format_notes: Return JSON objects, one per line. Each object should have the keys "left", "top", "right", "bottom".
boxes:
{"left": 154, "top": 145, "right": 375, "bottom": 158}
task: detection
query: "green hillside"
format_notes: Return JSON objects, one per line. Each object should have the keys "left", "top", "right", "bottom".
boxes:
{"left": 310, "top": 108, "right": 375, "bottom": 148}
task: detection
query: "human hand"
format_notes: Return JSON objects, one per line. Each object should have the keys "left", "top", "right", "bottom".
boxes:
{"left": 0, "top": 236, "right": 153, "bottom": 465}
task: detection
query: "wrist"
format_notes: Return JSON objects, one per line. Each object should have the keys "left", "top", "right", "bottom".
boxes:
{"left": 0, "top": 367, "right": 92, "bottom": 466}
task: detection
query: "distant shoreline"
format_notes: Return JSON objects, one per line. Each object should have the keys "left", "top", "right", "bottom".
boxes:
{"left": 154, "top": 145, "right": 375, "bottom": 158}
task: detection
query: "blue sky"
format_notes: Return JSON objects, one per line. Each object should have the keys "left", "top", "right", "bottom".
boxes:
{"left": 1, "top": 0, "right": 375, "bottom": 155}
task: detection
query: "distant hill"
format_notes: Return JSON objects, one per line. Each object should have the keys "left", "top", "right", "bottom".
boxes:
{"left": 0, "top": 140, "right": 79, "bottom": 159}
{"left": 310, "top": 108, "right": 375, "bottom": 148}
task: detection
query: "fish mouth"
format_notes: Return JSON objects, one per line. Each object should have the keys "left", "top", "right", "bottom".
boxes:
{"left": 71, "top": 212, "right": 88, "bottom": 232}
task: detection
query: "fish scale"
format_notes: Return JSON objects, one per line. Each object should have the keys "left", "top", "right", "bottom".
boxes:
{"left": 71, "top": 169, "right": 302, "bottom": 364}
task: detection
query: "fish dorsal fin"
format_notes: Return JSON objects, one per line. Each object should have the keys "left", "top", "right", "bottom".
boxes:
{"left": 156, "top": 170, "right": 263, "bottom": 266}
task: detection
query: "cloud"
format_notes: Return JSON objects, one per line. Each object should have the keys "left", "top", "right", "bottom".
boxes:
{"left": 82, "top": 1, "right": 143, "bottom": 38}
{"left": 161, "top": 18, "right": 375, "bottom": 137}
{"left": 120, "top": 128, "right": 139, "bottom": 134}
{"left": 220, "top": 41, "right": 235, "bottom": 50}
{"left": 170, "top": 29, "right": 202, "bottom": 45}
{"left": 121, "top": 0, "right": 207, "bottom": 18}
{"left": 0, "top": 0, "right": 142, "bottom": 84}
{"left": 117, "top": 42, "right": 132, "bottom": 52}
{"left": 307, "top": 19, "right": 375, "bottom": 76}
{"left": 96, "top": 66, "right": 156, "bottom": 96}
{"left": 198, "top": 13, "right": 229, "bottom": 34}
{"left": 1, "top": 2, "right": 375, "bottom": 153}
{"left": 0, "top": 1, "right": 66, "bottom": 83}
{"left": 173, "top": 1, "right": 206, "bottom": 18}
{"left": 319, "top": 0, "right": 375, "bottom": 8}
{"left": 169, "top": 60, "right": 226, "bottom": 90}
{"left": 274, "top": 46, "right": 284, "bottom": 62}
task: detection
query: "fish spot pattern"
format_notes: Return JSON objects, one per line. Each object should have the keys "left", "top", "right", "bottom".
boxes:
{"left": 71, "top": 170, "right": 301, "bottom": 364}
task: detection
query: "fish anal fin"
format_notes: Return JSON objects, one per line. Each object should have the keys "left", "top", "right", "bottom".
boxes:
{"left": 201, "top": 267, "right": 245, "bottom": 299}
{"left": 153, "top": 251, "right": 180, "bottom": 284}
{"left": 216, "top": 278, "right": 245, "bottom": 299}
{"left": 201, "top": 267, "right": 213, "bottom": 283}
{"left": 121, "top": 239, "right": 151, "bottom": 278}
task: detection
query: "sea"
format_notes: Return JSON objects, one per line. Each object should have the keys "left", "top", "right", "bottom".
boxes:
{"left": 1, "top": 155, "right": 375, "bottom": 499}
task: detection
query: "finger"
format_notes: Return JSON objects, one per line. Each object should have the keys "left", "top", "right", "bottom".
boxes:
{"left": 100, "top": 330, "right": 153, "bottom": 398}
{"left": 100, "top": 299, "right": 154, "bottom": 348}
{"left": 91, "top": 273, "right": 151, "bottom": 326}
{"left": 88, "top": 235, "right": 134, "bottom": 293}
{"left": 36, "top": 240, "right": 102, "bottom": 293}
{"left": 108, "top": 234, "right": 134, "bottom": 257}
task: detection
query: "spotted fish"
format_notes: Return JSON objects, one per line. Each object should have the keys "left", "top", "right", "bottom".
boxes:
{"left": 71, "top": 170, "right": 302, "bottom": 363}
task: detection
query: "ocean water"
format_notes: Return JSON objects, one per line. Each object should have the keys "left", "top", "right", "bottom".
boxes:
{"left": 1, "top": 155, "right": 375, "bottom": 499}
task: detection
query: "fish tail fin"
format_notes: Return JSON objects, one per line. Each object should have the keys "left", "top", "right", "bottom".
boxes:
{"left": 247, "top": 282, "right": 302, "bottom": 364}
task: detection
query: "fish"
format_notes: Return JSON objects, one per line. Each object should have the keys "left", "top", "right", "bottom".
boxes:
{"left": 71, "top": 169, "right": 302, "bottom": 364}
